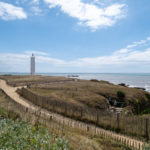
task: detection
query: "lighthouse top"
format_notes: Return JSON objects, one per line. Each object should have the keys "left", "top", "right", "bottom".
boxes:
{"left": 30, "top": 54, "right": 35, "bottom": 75}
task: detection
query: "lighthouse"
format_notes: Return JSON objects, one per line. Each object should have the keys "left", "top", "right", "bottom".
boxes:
{"left": 30, "top": 54, "right": 35, "bottom": 75}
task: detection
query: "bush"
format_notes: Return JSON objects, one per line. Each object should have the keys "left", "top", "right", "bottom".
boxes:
{"left": 140, "top": 108, "right": 150, "bottom": 115}
{"left": 117, "top": 91, "right": 125, "bottom": 101}
{"left": 0, "top": 117, "right": 69, "bottom": 150}
{"left": 90, "top": 79, "right": 99, "bottom": 82}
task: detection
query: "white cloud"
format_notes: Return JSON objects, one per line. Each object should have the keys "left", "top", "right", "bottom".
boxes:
{"left": 126, "top": 39, "right": 147, "bottom": 49}
{"left": 30, "top": 6, "right": 42, "bottom": 15}
{"left": 70, "top": 48, "right": 150, "bottom": 67}
{"left": 32, "top": 0, "right": 40, "bottom": 5}
{"left": 0, "top": 2, "right": 27, "bottom": 20}
{"left": 37, "top": 56, "right": 65, "bottom": 64}
{"left": 0, "top": 52, "right": 64, "bottom": 66}
{"left": 24, "top": 51, "right": 49, "bottom": 56}
{"left": 1, "top": 37, "right": 150, "bottom": 72}
{"left": 44, "top": 0, "right": 127, "bottom": 29}
{"left": 147, "top": 37, "right": 150, "bottom": 41}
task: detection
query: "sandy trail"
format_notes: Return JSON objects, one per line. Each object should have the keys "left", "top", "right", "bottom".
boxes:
{"left": 0, "top": 79, "right": 59, "bottom": 118}
{"left": 0, "top": 79, "right": 145, "bottom": 150}
{"left": 0, "top": 80, "right": 30, "bottom": 108}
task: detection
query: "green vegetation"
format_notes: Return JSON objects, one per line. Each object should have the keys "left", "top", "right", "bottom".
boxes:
{"left": 0, "top": 86, "right": 133, "bottom": 150}
{"left": 143, "top": 144, "right": 150, "bottom": 150}
{"left": 117, "top": 91, "right": 125, "bottom": 101}
{"left": 0, "top": 107, "right": 20, "bottom": 120}
{"left": 93, "top": 136, "right": 131, "bottom": 150}
{"left": 2, "top": 75, "right": 150, "bottom": 140}
{"left": 0, "top": 90, "right": 69, "bottom": 150}
{"left": 0, "top": 117, "right": 69, "bottom": 150}
{"left": 140, "top": 108, "right": 150, "bottom": 115}
{"left": 17, "top": 87, "right": 150, "bottom": 140}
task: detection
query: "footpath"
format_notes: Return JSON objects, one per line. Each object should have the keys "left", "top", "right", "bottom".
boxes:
{"left": 0, "top": 79, "right": 146, "bottom": 150}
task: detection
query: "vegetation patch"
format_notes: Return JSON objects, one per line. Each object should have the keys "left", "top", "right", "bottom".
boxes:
{"left": 117, "top": 91, "right": 126, "bottom": 101}
{"left": 143, "top": 144, "right": 150, "bottom": 150}
{"left": 0, "top": 117, "right": 69, "bottom": 150}
{"left": 1, "top": 75, "right": 150, "bottom": 114}
{"left": 93, "top": 136, "right": 132, "bottom": 150}
{"left": 140, "top": 108, "right": 150, "bottom": 115}
{"left": 0, "top": 85, "right": 134, "bottom": 150}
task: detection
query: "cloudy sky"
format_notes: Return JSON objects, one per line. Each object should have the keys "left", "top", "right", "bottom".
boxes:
{"left": 0, "top": 0, "right": 150, "bottom": 73}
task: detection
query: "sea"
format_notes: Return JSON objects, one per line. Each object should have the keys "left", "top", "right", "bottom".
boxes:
{"left": 1, "top": 73, "right": 150, "bottom": 92}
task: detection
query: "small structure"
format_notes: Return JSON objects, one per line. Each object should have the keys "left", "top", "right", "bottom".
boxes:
{"left": 30, "top": 54, "right": 35, "bottom": 75}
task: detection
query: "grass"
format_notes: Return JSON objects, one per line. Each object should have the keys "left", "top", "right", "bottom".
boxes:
{"left": 2, "top": 75, "right": 150, "bottom": 140}
{"left": 0, "top": 117, "right": 69, "bottom": 150}
{"left": 1, "top": 75, "right": 150, "bottom": 114}
{"left": 143, "top": 144, "right": 150, "bottom": 150}
{"left": 0, "top": 89, "right": 133, "bottom": 150}
{"left": 16, "top": 75, "right": 150, "bottom": 113}
{"left": 17, "top": 84, "right": 150, "bottom": 140}
{"left": 0, "top": 75, "right": 72, "bottom": 87}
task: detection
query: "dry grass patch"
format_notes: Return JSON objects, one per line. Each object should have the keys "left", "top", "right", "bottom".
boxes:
{"left": 0, "top": 75, "right": 72, "bottom": 86}
{"left": 0, "top": 90, "right": 132, "bottom": 150}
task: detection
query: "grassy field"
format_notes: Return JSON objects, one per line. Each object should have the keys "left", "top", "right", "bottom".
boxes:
{"left": 0, "top": 89, "right": 133, "bottom": 150}
{"left": 0, "top": 91, "right": 69, "bottom": 150}
{"left": 29, "top": 79, "right": 150, "bottom": 111}
{"left": 0, "top": 118, "right": 69, "bottom": 150}
{"left": 18, "top": 87, "right": 150, "bottom": 140}
{"left": 0, "top": 75, "right": 73, "bottom": 86}
{"left": 2, "top": 75, "right": 150, "bottom": 140}
{"left": 1, "top": 75, "right": 150, "bottom": 113}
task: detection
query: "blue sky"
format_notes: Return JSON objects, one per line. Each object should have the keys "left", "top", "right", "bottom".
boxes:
{"left": 0, "top": 0, "right": 150, "bottom": 73}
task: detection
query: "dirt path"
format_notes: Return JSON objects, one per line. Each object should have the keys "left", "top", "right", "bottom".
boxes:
{"left": 0, "top": 79, "right": 145, "bottom": 150}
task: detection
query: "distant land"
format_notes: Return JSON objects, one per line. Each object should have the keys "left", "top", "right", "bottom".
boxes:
{"left": 1, "top": 72, "right": 150, "bottom": 92}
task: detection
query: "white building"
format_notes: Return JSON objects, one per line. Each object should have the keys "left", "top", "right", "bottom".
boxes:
{"left": 30, "top": 54, "right": 35, "bottom": 75}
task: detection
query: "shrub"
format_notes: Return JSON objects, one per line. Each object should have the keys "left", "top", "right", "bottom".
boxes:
{"left": 117, "top": 91, "right": 125, "bottom": 101}
{"left": 140, "top": 108, "right": 150, "bottom": 115}
{"left": 0, "top": 117, "right": 69, "bottom": 150}
{"left": 90, "top": 79, "right": 99, "bottom": 82}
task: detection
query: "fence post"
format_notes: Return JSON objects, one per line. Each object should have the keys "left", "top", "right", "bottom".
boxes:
{"left": 87, "top": 126, "right": 89, "bottom": 132}
{"left": 145, "top": 118, "right": 149, "bottom": 142}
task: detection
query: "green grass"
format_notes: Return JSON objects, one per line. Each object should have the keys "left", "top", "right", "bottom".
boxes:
{"left": 0, "top": 117, "right": 69, "bottom": 150}
{"left": 0, "top": 90, "right": 70, "bottom": 150}
{"left": 143, "top": 144, "right": 150, "bottom": 150}
{"left": 93, "top": 136, "right": 132, "bottom": 150}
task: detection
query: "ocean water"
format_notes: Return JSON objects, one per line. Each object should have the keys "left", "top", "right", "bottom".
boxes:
{"left": 1, "top": 73, "right": 150, "bottom": 92}
{"left": 44, "top": 73, "right": 150, "bottom": 92}
{"left": 77, "top": 73, "right": 150, "bottom": 92}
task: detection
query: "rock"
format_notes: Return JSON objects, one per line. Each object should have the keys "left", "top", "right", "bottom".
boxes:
{"left": 118, "top": 83, "right": 126, "bottom": 87}
{"left": 134, "top": 87, "right": 146, "bottom": 91}
{"left": 90, "top": 79, "right": 99, "bottom": 82}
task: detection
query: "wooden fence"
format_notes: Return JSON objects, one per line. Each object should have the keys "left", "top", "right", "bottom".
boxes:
{"left": 18, "top": 88, "right": 150, "bottom": 141}
{"left": 0, "top": 88, "right": 147, "bottom": 150}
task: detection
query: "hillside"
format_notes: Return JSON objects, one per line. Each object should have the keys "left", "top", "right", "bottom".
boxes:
{"left": 0, "top": 87, "right": 132, "bottom": 150}
{"left": 1, "top": 75, "right": 150, "bottom": 114}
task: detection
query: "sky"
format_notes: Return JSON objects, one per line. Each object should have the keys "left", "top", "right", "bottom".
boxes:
{"left": 0, "top": 0, "right": 150, "bottom": 73}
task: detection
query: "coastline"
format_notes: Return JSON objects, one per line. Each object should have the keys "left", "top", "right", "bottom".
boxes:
{"left": 0, "top": 72, "right": 150, "bottom": 92}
